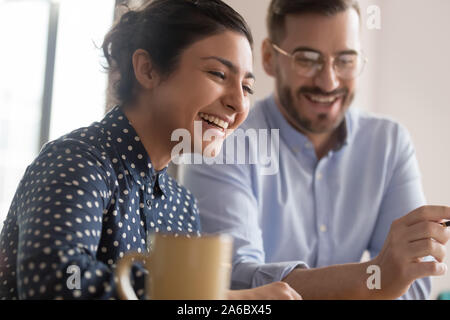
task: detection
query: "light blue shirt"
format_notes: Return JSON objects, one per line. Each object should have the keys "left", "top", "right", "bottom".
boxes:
{"left": 181, "top": 94, "right": 430, "bottom": 299}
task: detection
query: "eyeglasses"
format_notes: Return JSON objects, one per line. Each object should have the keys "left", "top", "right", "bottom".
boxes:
{"left": 271, "top": 43, "right": 367, "bottom": 80}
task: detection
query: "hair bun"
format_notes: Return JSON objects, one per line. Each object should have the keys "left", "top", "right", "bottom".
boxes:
{"left": 120, "top": 9, "right": 140, "bottom": 26}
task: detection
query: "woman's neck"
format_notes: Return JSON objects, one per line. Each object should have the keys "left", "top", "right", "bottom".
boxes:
{"left": 122, "top": 98, "right": 173, "bottom": 172}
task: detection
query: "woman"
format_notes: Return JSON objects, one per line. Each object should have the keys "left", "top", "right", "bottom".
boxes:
{"left": 0, "top": 0, "right": 300, "bottom": 300}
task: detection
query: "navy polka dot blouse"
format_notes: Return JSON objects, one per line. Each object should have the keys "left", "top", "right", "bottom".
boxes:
{"left": 0, "top": 106, "right": 201, "bottom": 299}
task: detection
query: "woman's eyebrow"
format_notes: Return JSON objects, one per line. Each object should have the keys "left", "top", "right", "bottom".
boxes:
{"left": 201, "top": 56, "right": 255, "bottom": 80}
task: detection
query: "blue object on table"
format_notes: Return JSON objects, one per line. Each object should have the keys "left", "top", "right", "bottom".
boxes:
{"left": 437, "top": 291, "right": 450, "bottom": 300}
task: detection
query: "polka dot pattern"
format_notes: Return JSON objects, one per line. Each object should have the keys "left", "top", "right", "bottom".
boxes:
{"left": 0, "top": 106, "right": 200, "bottom": 299}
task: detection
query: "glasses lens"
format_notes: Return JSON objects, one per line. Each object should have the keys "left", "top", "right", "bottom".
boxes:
{"left": 292, "top": 51, "right": 321, "bottom": 77}
{"left": 291, "top": 50, "right": 366, "bottom": 79}
{"left": 335, "top": 54, "right": 365, "bottom": 79}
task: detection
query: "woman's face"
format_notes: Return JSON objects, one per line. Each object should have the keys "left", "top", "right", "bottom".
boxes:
{"left": 151, "top": 31, "right": 254, "bottom": 157}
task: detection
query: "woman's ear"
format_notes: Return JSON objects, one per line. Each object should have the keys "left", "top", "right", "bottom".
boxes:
{"left": 262, "top": 38, "right": 276, "bottom": 77}
{"left": 132, "top": 49, "right": 159, "bottom": 90}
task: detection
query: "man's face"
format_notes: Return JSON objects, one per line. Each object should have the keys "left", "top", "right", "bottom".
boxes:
{"left": 267, "top": 9, "right": 361, "bottom": 134}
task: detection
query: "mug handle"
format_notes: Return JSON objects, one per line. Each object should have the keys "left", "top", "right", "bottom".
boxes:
{"left": 116, "top": 252, "right": 149, "bottom": 300}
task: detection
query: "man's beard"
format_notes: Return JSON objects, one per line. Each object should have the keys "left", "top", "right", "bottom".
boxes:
{"left": 276, "top": 76, "right": 355, "bottom": 135}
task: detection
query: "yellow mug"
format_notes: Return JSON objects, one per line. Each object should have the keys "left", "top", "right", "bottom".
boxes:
{"left": 116, "top": 233, "right": 233, "bottom": 300}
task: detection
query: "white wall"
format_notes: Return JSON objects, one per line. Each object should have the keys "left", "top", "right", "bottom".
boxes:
{"left": 366, "top": 0, "right": 450, "bottom": 300}
{"left": 225, "top": 0, "right": 450, "bottom": 299}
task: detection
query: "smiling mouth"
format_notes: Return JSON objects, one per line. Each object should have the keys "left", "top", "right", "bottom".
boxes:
{"left": 198, "top": 112, "right": 230, "bottom": 130}
{"left": 304, "top": 94, "right": 344, "bottom": 106}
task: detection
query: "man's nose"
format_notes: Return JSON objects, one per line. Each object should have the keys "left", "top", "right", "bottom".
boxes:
{"left": 313, "top": 61, "right": 340, "bottom": 93}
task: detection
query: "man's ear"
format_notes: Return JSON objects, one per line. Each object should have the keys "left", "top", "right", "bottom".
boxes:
{"left": 132, "top": 49, "right": 159, "bottom": 90}
{"left": 262, "top": 38, "right": 276, "bottom": 77}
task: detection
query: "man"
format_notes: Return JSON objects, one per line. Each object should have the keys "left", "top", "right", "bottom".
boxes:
{"left": 182, "top": 0, "right": 450, "bottom": 299}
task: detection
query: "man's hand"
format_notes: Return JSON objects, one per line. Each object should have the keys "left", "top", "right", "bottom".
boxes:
{"left": 373, "top": 205, "right": 450, "bottom": 299}
{"left": 226, "top": 282, "right": 302, "bottom": 300}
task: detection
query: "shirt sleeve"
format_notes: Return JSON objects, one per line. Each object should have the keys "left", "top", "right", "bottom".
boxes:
{"left": 15, "top": 140, "right": 146, "bottom": 299}
{"left": 181, "top": 161, "right": 308, "bottom": 290}
{"left": 367, "top": 123, "right": 430, "bottom": 300}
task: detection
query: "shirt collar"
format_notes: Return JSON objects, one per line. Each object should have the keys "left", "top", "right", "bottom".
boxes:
{"left": 263, "top": 94, "right": 353, "bottom": 154}
{"left": 101, "top": 106, "right": 169, "bottom": 196}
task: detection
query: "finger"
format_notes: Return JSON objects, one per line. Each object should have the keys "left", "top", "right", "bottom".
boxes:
{"left": 406, "top": 221, "right": 450, "bottom": 245}
{"left": 404, "top": 206, "right": 450, "bottom": 226}
{"left": 276, "top": 282, "right": 300, "bottom": 300}
{"left": 408, "top": 238, "right": 447, "bottom": 262}
{"left": 408, "top": 261, "right": 447, "bottom": 279}
{"left": 284, "top": 285, "right": 303, "bottom": 300}
{"left": 291, "top": 289, "right": 303, "bottom": 300}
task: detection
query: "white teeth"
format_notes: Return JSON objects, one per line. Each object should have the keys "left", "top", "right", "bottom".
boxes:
{"left": 199, "top": 113, "right": 229, "bottom": 129}
{"left": 308, "top": 95, "right": 338, "bottom": 103}
{"left": 221, "top": 120, "right": 229, "bottom": 129}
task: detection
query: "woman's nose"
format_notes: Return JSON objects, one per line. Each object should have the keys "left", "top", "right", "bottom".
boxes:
{"left": 224, "top": 84, "right": 248, "bottom": 114}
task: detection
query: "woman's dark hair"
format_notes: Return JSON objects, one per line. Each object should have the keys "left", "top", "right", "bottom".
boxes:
{"left": 267, "top": 0, "right": 360, "bottom": 44}
{"left": 102, "top": 0, "right": 253, "bottom": 105}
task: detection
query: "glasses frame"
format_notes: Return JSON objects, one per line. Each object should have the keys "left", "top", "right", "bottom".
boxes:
{"left": 271, "top": 42, "right": 368, "bottom": 80}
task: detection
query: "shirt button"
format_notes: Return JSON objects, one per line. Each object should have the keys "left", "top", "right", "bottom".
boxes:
{"left": 320, "top": 224, "right": 327, "bottom": 233}
{"left": 146, "top": 199, "right": 152, "bottom": 208}
{"left": 317, "top": 172, "right": 323, "bottom": 180}
{"left": 305, "top": 142, "right": 312, "bottom": 148}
